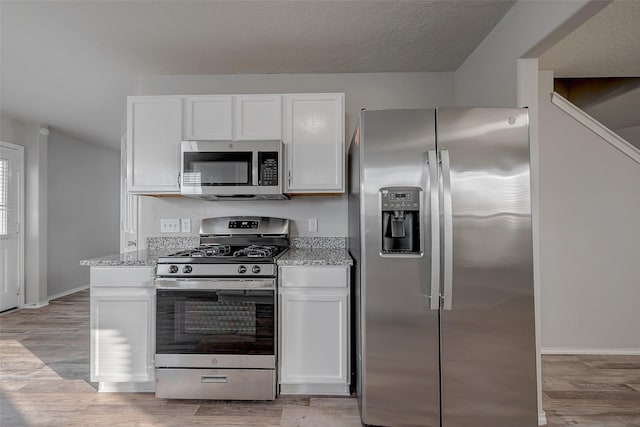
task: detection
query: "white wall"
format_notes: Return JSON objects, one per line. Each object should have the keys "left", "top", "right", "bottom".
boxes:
{"left": 47, "top": 130, "right": 120, "bottom": 297}
{"left": 454, "top": 0, "right": 608, "bottom": 107}
{"left": 538, "top": 73, "right": 640, "bottom": 353}
{"left": 0, "top": 112, "right": 48, "bottom": 305}
{"left": 134, "top": 72, "right": 454, "bottom": 244}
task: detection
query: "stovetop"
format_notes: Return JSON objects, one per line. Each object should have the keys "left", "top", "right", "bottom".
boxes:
{"left": 155, "top": 216, "right": 289, "bottom": 278}
{"left": 158, "top": 243, "right": 288, "bottom": 264}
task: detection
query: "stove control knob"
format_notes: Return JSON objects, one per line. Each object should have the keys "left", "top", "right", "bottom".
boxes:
{"left": 252, "top": 265, "right": 261, "bottom": 274}
{"left": 238, "top": 265, "right": 247, "bottom": 274}
{"left": 183, "top": 265, "right": 193, "bottom": 274}
{"left": 169, "top": 265, "right": 179, "bottom": 274}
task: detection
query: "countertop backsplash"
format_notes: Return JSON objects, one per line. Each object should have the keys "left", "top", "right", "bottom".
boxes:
{"left": 290, "top": 237, "right": 346, "bottom": 249}
{"left": 146, "top": 236, "right": 199, "bottom": 252}
{"left": 146, "top": 236, "right": 346, "bottom": 251}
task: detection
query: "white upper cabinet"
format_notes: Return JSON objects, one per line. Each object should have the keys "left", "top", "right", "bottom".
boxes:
{"left": 184, "top": 96, "right": 233, "bottom": 140}
{"left": 127, "top": 96, "right": 182, "bottom": 194}
{"left": 284, "top": 93, "right": 345, "bottom": 193}
{"left": 234, "top": 95, "right": 282, "bottom": 140}
{"left": 126, "top": 93, "right": 344, "bottom": 195}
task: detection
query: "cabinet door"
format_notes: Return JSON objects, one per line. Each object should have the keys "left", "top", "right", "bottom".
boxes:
{"left": 184, "top": 95, "right": 233, "bottom": 140}
{"left": 284, "top": 94, "right": 344, "bottom": 192}
{"left": 280, "top": 292, "right": 348, "bottom": 384}
{"left": 127, "top": 96, "right": 182, "bottom": 193}
{"left": 90, "top": 289, "right": 155, "bottom": 383}
{"left": 234, "top": 95, "right": 282, "bottom": 140}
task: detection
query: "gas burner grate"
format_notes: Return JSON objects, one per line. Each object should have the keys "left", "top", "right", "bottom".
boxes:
{"left": 187, "top": 244, "right": 232, "bottom": 257}
{"left": 233, "top": 245, "right": 278, "bottom": 258}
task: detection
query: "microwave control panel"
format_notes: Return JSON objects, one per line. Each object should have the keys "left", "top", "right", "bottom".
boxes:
{"left": 259, "top": 152, "right": 279, "bottom": 186}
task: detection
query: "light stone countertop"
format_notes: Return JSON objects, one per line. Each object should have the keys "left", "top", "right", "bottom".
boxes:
{"left": 80, "top": 250, "right": 166, "bottom": 267}
{"left": 81, "top": 236, "right": 352, "bottom": 268}
{"left": 276, "top": 247, "right": 353, "bottom": 266}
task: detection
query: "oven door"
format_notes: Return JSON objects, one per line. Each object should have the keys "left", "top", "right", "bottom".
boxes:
{"left": 155, "top": 280, "right": 276, "bottom": 369}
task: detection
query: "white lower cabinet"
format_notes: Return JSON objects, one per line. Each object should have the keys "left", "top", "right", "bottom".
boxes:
{"left": 279, "top": 266, "right": 350, "bottom": 395}
{"left": 90, "top": 266, "right": 155, "bottom": 392}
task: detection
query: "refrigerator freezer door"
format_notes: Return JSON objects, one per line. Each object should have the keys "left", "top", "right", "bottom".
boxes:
{"left": 438, "top": 108, "right": 538, "bottom": 426}
{"left": 359, "top": 109, "right": 440, "bottom": 426}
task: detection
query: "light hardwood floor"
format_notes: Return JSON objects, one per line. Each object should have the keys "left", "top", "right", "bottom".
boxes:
{"left": 1, "top": 290, "right": 639, "bottom": 426}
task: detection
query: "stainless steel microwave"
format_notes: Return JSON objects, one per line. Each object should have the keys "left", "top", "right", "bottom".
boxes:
{"left": 180, "top": 140, "right": 288, "bottom": 200}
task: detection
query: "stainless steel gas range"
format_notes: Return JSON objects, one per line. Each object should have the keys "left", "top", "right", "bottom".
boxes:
{"left": 154, "top": 216, "right": 289, "bottom": 400}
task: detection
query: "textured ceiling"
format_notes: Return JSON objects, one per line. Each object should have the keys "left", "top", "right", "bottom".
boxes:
{"left": 0, "top": 0, "right": 514, "bottom": 149}
{"left": 540, "top": 1, "right": 640, "bottom": 147}
{"left": 3, "top": 1, "right": 637, "bottom": 151}
{"left": 539, "top": 1, "right": 640, "bottom": 77}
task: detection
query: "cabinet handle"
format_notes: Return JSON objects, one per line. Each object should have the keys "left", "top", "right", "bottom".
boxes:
{"left": 288, "top": 170, "right": 291, "bottom": 186}
{"left": 201, "top": 376, "right": 227, "bottom": 383}
{"left": 177, "top": 172, "right": 181, "bottom": 187}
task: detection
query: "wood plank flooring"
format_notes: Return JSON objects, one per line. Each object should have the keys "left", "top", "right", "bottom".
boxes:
{"left": 2, "top": 289, "right": 639, "bottom": 426}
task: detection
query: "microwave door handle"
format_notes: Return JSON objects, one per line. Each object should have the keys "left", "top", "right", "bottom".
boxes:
{"left": 252, "top": 151, "right": 259, "bottom": 186}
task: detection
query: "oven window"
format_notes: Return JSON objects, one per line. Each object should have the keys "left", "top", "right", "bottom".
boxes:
{"left": 156, "top": 290, "right": 274, "bottom": 355}
{"left": 183, "top": 152, "right": 252, "bottom": 186}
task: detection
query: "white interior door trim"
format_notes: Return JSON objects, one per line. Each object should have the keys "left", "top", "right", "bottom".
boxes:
{"left": 0, "top": 141, "right": 25, "bottom": 310}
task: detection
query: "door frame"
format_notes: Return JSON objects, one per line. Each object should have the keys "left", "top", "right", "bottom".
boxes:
{"left": 1, "top": 141, "right": 25, "bottom": 309}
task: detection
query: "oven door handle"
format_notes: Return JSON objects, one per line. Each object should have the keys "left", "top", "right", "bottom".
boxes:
{"left": 155, "top": 279, "right": 276, "bottom": 290}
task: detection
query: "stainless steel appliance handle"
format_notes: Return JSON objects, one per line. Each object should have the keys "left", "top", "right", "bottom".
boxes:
{"left": 201, "top": 376, "right": 227, "bottom": 384}
{"left": 441, "top": 150, "right": 453, "bottom": 310}
{"left": 427, "top": 150, "right": 440, "bottom": 310}
{"left": 252, "top": 151, "right": 259, "bottom": 186}
{"left": 155, "top": 279, "right": 276, "bottom": 290}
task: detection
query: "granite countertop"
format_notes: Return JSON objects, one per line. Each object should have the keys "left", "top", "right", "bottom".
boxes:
{"left": 82, "top": 247, "right": 353, "bottom": 268}
{"left": 80, "top": 250, "right": 166, "bottom": 267}
{"left": 276, "top": 247, "right": 353, "bottom": 266}
{"left": 81, "top": 236, "right": 353, "bottom": 268}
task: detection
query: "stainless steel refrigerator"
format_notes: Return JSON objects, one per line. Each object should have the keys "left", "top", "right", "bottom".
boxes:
{"left": 348, "top": 108, "right": 538, "bottom": 427}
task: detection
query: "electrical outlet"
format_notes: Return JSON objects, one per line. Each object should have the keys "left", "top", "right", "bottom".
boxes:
{"left": 160, "top": 218, "right": 180, "bottom": 233}
{"left": 180, "top": 218, "right": 191, "bottom": 233}
{"left": 308, "top": 218, "right": 318, "bottom": 232}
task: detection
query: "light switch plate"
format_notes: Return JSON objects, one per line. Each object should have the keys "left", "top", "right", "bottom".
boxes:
{"left": 308, "top": 218, "right": 318, "bottom": 232}
{"left": 160, "top": 218, "right": 180, "bottom": 233}
{"left": 180, "top": 218, "right": 191, "bottom": 233}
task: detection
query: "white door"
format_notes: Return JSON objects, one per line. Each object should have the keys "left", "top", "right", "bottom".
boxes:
{"left": 283, "top": 94, "right": 344, "bottom": 192}
{"left": 184, "top": 95, "right": 233, "bottom": 140}
{"left": 0, "top": 143, "right": 22, "bottom": 311}
{"left": 279, "top": 292, "right": 348, "bottom": 384}
{"left": 234, "top": 95, "right": 282, "bottom": 140}
{"left": 127, "top": 96, "right": 183, "bottom": 193}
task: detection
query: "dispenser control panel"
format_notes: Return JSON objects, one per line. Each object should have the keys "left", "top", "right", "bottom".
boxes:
{"left": 381, "top": 188, "right": 420, "bottom": 211}
{"left": 380, "top": 186, "right": 422, "bottom": 256}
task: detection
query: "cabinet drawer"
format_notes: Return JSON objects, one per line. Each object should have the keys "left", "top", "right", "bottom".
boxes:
{"left": 155, "top": 368, "right": 275, "bottom": 400}
{"left": 280, "top": 267, "right": 348, "bottom": 288}
{"left": 90, "top": 266, "right": 155, "bottom": 287}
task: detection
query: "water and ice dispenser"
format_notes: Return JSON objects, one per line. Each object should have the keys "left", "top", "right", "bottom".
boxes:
{"left": 380, "top": 187, "right": 421, "bottom": 255}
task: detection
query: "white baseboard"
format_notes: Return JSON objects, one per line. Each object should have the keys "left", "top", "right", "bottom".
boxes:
{"left": 98, "top": 381, "right": 155, "bottom": 393}
{"left": 279, "top": 383, "right": 350, "bottom": 396}
{"left": 542, "top": 348, "right": 640, "bottom": 355}
{"left": 48, "top": 285, "right": 89, "bottom": 301}
{"left": 538, "top": 410, "right": 547, "bottom": 426}
{"left": 22, "top": 301, "right": 49, "bottom": 309}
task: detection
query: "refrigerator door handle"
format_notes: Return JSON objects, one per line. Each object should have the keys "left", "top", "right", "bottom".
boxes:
{"left": 441, "top": 150, "right": 454, "bottom": 310}
{"left": 427, "top": 150, "right": 440, "bottom": 310}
